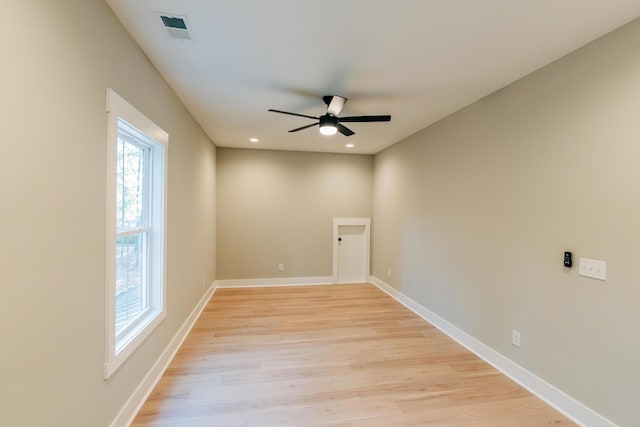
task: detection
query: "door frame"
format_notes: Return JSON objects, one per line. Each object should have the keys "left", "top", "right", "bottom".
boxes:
{"left": 332, "top": 218, "right": 371, "bottom": 284}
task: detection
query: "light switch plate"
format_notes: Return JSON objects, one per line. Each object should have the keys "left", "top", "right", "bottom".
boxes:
{"left": 578, "top": 258, "right": 606, "bottom": 281}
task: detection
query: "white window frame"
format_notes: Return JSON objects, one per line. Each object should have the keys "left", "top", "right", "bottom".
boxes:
{"left": 105, "top": 89, "right": 168, "bottom": 379}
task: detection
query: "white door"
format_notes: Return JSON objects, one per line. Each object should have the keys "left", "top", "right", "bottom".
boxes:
{"left": 333, "top": 218, "right": 370, "bottom": 284}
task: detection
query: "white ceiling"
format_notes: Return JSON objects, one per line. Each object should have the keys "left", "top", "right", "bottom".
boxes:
{"left": 105, "top": 1, "right": 640, "bottom": 155}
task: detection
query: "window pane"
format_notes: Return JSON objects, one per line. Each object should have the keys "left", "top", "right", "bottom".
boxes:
{"left": 115, "top": 233, "right": 148, "bottom": 334}
{"left": 116, "top": 136, "right": 146, "bottom": 232}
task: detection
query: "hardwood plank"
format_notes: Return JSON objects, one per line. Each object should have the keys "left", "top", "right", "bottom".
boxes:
{"left": 131, "top": 284, "right": 574, "bottom": 426}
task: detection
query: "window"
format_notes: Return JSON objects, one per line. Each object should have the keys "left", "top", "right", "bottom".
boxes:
{"left": 105, "top": 89, "right": 168, "bottom": 378}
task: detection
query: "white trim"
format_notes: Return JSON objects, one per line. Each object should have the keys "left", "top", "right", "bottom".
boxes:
{"left": 105, "top": 88, "right": 169, "bottom": 379}
{"left": 332, "top": 218, "right": 371, "bottom": 283}
{"left": 109, "top": 283, "right": 216, "bottom": 427}
{"left": 214, "top": 276, "right": 334, "bottom": 288}
{"left": 106, "top": 89, "right": 169, "bottom": 145}
{"left": 368, "top": 275, "right": 617, "bottom": 427}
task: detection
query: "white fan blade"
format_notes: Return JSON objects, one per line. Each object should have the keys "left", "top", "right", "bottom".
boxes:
{"left": 327, "top": 96, "right": 347, "bottom": 116}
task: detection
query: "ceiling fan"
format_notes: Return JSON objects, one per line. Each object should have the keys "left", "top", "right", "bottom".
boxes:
{"left": 268, "top": 95, "right": 391, "bottom": 136}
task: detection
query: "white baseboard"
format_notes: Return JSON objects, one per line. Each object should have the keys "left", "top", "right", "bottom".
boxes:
{"left": 109, "top": 284, "right": 217, "bottom": 427}
{"left": 214, "top": 276, "right": 334, "bottom": 288}
{"left": 368, "top": 275, "right": 617, "bottom": 427}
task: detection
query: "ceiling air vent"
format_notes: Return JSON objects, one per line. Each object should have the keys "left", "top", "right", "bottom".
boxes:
{"left": 158, "top": 13, "right": 193, "bottom": 40}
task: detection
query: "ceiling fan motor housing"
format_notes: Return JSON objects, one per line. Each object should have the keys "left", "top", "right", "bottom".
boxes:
{"left": 319, "top": 114, "right": 338, "bottom": 128}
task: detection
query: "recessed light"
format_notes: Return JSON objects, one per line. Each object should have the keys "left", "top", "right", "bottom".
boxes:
{"left": 249, "top": 138, "right": 259, "bottom": 143}
{"left": 346, "top": 143, "right": 354, "bottom": 148}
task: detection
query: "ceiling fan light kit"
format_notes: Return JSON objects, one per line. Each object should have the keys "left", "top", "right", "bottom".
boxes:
{"left": 319, "top": 115, "right": 338, "bottom": 135}
{"left": 269, "top": 95, "right": 391, "bottom": 137}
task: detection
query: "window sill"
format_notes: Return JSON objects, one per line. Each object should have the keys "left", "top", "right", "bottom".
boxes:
{"left": 104, "top": 308, "right": 165, "bottom": 379}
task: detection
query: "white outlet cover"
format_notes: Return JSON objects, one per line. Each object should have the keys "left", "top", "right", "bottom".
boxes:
{"left": 578, "top": 258, "right": 606, "bottom": 281}
{"left": 512, "top": 330, "right": 521, "bottom": 347}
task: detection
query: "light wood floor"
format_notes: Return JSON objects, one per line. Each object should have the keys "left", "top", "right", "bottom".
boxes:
{"left": 132, "top": 284, "right": 573, "bottom": 426}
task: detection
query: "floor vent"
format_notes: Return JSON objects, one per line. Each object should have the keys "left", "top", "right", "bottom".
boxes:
{"left": 158, "top": 13, "right": 193, "bottom": 40}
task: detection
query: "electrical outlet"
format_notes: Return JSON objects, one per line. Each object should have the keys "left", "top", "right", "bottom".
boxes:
{"left": 278, "top": 263, "right": 284, "bottom": 272}
{"left": 387, "top": 269, "right": 392, "bottom": 278}
{"left": 512, "top": 330, "right": 521, "bottom": 347}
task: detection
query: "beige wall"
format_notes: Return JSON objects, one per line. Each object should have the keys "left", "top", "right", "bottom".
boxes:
{"left": 0, "top": 1, "right": 216, "bottom": 426}
{"left": 217, "top": 148, "right": 372, "bottom": 279}
{"left": 372, "top": 18, "right": 640, "bottom": 425}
